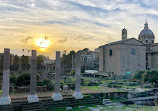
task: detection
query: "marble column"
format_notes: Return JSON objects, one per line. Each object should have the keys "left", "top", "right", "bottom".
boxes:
{"left": 0, "top": 48, "right": 11, "bottom": 105}
{"left": 27, "top": 50, "right": 39, "bottom": 103}
{"left": 73, "top": 53, "right": 83, "bottom": 99}
{"left": 52, "top": 51, "right": 63, "bottom": 101}
{"left": 71, "top": 55, "right": 74, "bottom": 70}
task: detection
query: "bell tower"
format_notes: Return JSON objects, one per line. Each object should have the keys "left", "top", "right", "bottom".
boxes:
{"left": 122, "top": 27, "right": 127, "bottom": 41}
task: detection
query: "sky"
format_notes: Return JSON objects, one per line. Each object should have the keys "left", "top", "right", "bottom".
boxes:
{"left": 0, "top": 0, "right": 158, "bottom": 59}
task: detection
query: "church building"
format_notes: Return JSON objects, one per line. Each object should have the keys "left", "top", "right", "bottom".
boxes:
{"left": 99, "top": 22, "right": 158, "bottom": 76}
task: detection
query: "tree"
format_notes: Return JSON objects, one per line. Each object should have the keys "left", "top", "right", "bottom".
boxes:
{"left": 134, "top": 70, "right": 145, "bottom": 80}
{"left": 21, "top": 55, "right": 30, "bottom": 70}
{"left": 11, "top": 55, "right": 19, "bottom": 71}
{"left": 83, "top": 48, "right": 89, "bottom": 51}
{"left": 143, "top": 70, "right": 158, "bottom": 87}
{"left": 37, "top": 55, "right": 45, "bottom": 71}
{"left": 61, "top": 50, "right": 75, "bottom": 74}
{"left": 134, "top": 70, "right": 158, "bottom": 87}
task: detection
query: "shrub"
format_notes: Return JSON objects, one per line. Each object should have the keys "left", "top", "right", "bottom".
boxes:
{"left": 65, "top": 83, "right": 75, "bottom": 90}
{"left": 67, "top": 70, "right": 75, "bottom": 76}
{"left": 10, "top": 75, "right": 17, "bottom": 84}
{"left": 65, "top": 77, "right": 75, "bottom": 84}
{"left": 16, "top": 73, "right": 30, "bottom": 86}
{"left": 37, "top": 79, "right": 53, "bottom": 90}
{"left": 88, "top": 81, "right": 98, "bottom": 86}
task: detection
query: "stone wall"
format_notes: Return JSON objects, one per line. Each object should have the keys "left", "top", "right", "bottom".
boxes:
{"left": 120, "top": 44, "right": 146, "bottom": 75}
{"left": 150, "top": 53, "right": 158, "bottom": 70}
{"left": 15, "top": 86, "right": 47, "bottom": 93}
{"left": 103, "top": 44, "right": 121, "bottom": 75}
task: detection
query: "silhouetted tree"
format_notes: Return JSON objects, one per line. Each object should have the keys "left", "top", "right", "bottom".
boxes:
{"left": 21, "top": 55, "right": 30, "bottom": 70}
{"left": 11, "top": 55, "right": 19, "bottom": 71}
{"left": 37, "top": 55, "right": 45, "bottom": 71}
{"left": 61, "top": 50, "right": 75, "bottom": 74}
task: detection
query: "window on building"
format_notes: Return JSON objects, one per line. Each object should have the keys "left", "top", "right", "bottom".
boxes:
{"left": 152, "top": 40, "right": 154, "bottom": 44}
{"left": 109, "top": 49, "right": 112, "bottom": 56}
{"left": 131, "top": 48, "right": 136, "bottom": 55}
{"left": 146, "top": 40, "right": 148, "bottom": 43}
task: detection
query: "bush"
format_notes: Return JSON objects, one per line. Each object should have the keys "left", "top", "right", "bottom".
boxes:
{"left": 64, "top": 83, "right": 75, "bottom": 90}
{"left": 65, "top": 77, "right": 75, "bottom": 84}
{"left": 88, "top": 81, "right": 98, "bottom": 86}
{"left": 16, "top": 73, "right": 30, "bottom": 86}
{"left": 134, "top": 70, "right": 145, "bottom": 80}
{"left": 67, "top": 70, "right": 75, "bottom": 76}
{"left": 10, "top": 75, "right": 17, "bottom": 84}
{"left": 37, "top": 79, "right": 53, "bottom": 90}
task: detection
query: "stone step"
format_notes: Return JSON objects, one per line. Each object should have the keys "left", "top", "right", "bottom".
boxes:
{"left": 0, "top": 97, "right": 102, "bottom": 111}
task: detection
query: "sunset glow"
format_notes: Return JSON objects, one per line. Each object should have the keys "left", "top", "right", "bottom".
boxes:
{"left": 36, "top": 37, "right": 51, "bottom": 48}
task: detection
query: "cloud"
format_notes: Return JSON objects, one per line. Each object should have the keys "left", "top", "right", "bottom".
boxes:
{"left": 58, "top": 38, "right": 67, "bottom": 43}
{"left": 0, "top": 0, "right": 158, "bottom": 58}
{"left": 21, "top": 37, "right": 32, "bottom": 43}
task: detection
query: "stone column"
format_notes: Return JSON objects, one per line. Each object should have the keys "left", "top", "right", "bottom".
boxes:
{"left": 52, "top": 51, "right": 63, "bottom": 101}
{"left": 73, "top": 53, "right": 83, "bottom": 99}
{"left": 71, "top": 55, "right": 74, "bottom": 70}
{"left": 0, "top": 48, "right": 11, "bottom": 105}
{"left": 27, "top": 50, "right": 39, "bottom": 103}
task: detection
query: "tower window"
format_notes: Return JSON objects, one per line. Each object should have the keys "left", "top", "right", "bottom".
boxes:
{"left": 131, "top": 48, "right": 136, "bottom": 55}
{"left": 109, "top": 50, "right": 112, "bottom": 56}
{"left": 152, "top": 40, "right": 154, "bottom": 44}
{"left": 146, "top": 40, "right": 148, "bottom": 43}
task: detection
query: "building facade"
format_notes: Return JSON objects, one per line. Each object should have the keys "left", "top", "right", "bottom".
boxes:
{"left": 80, "top": 49, "right": 99, "bottom": 70}
{"left": 99, "top": 22, "right": 158, "bottom": 76}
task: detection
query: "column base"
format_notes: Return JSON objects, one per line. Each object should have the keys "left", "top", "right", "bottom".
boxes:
{"left": 0, "top": 96, "right": 11, "bottom": 105}
{"left": 52, "top": 93, "right": 63, "bottom": 101}
{"left": 27, "top": 94, "right": 39, "bottom": 103}
{"left": 73, "top": 92, "right": 83, "bottom": 99}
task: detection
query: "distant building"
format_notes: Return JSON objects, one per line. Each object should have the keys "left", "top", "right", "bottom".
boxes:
{"left": 99, "top": 22, "right": 158, "bottom": 76}
{"left": 43, "top": 56, "right": 55, "bottom": 73}
{"left": 80, "top": 49, "right": 99, "bottom": 70}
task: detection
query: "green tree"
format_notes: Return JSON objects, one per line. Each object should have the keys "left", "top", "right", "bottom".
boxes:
{"left": 21, "top": 55, "right": 30, "bottom": 70}
{"left": 134, "top": 70, "right": 145, "bottom": 80}
{"left": 37, "top": 55, "right": 45, "bottom": 71}
{"left": 143, "top": 70, "right": 158, "bottom": 87}
{"left": 61, "top": 50, "right": 75, "bottom": 74}
{"left": 11, "top": 55, "right": 19, "bottom": 71}
{"left": 134, "top": 70, "right": 158, "bottom": 87}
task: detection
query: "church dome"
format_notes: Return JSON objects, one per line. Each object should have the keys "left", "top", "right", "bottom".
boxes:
{"left": 139, "top": 22, "right": 155, "bottom": 38}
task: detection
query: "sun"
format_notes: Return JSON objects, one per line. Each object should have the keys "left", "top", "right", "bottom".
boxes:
{"left": 36, "top": 36, "right": 51, "bottom": 48}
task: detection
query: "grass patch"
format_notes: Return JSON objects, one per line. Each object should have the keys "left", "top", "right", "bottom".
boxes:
{"left": 81, "top": 86, "right": 124, "bottom": 93}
